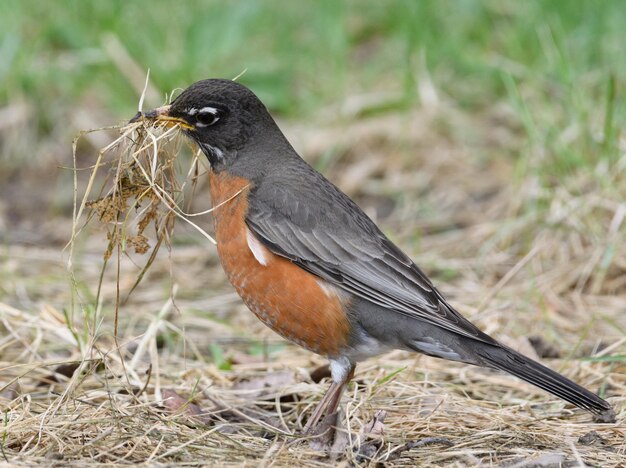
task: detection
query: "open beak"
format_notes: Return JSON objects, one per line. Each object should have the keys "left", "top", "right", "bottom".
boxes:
{"left": 129, "top": 105, "right": 194, "bottom": 130}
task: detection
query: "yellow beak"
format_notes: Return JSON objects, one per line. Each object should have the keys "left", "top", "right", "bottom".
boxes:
{"left": 129, "top": 105, "right": 194, "bottom": 130}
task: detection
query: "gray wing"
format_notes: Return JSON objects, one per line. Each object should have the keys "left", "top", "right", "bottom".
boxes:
{"left": 246, "top": 163, "right": 496, "bottom": 345}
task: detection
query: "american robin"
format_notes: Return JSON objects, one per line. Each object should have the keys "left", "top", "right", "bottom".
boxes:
{"left": 132, "top": 79, "right": 615, "bottom": 430}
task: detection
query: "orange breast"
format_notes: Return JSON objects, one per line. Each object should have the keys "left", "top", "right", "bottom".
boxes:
{"left": 208, "top": 171, "right": 351, "bottom": 357}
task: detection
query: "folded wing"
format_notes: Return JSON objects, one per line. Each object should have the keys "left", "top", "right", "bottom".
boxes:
{"left": 245, "top": 167, "right": 496, "bottom": 345}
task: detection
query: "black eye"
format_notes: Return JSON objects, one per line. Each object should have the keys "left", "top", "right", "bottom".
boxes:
{"left": 196, "top": 108, "right": 220, "bottom": 127}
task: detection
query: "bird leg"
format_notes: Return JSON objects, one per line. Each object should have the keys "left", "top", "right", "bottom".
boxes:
{"left": 303, "top": 364, "right": 355, "bottom": 435}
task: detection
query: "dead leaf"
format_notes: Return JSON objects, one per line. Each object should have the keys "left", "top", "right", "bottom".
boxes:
{"left": 203, "top": 394, "right": 285, "bottom": 435}
{"left": 309, "top": 364, "right": 331, "bottom": 383}
{"left": 578, "top": 431, "right": 615, "bottom": 451}
{"left": 162, "top": 389, "right": 212, "bottom": 425}
{"left": 355, "top": 410, "right": 386, "bottom": 461}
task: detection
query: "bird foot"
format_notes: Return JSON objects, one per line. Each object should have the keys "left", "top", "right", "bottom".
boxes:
{"left": 306, "top": 410, "right": 349, "bottom": 454}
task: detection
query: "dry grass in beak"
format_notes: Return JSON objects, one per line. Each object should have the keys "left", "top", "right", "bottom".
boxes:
{"left": 130, "top": 105, "right": 195, "bottom": 131}
{"left": 68, "top": 115, "right": 219, "bottom": 308}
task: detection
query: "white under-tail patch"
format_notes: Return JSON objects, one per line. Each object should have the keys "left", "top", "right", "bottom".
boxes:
{"left": 411, "top": 338, "right": 461, "bottom": 361}
{"left": 348, "top": 328, "right": 390, "bottom": 361}
{"left": 246, "top": 228, "right": 269, "bottom": 266}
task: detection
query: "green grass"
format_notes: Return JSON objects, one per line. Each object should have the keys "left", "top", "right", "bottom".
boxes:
{"left": 2, "top": 0, "right": 625, "bottom": 117}
{"left": 0, "top": 0, "right": 626, "bottom": 226}
{"left": 1, "top": 1, "right": 625, "bottom": 196}
{"left": 0, "top": 0, "right": 623, "bottom": 269}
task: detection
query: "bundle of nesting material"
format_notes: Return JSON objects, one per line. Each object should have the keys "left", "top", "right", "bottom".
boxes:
{"left": 69, "top": 114, "right": 214, "bottom": 296}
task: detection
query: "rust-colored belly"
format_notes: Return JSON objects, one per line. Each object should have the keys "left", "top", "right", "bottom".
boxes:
{"left": 208, "top": 171, "right": 351, "bottom": 357}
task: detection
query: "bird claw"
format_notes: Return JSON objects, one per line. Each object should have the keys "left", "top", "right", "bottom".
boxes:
{"left": 306, "top": 410, "right": 349, "bottom": 454}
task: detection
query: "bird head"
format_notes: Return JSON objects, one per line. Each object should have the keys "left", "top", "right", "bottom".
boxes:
{"left": 132, "top": 79, "right": 276, "bottom": 169}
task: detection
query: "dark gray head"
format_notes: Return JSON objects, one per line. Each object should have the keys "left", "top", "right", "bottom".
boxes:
{"left": 134, "top": 79, "right": 283, "bottom": 169}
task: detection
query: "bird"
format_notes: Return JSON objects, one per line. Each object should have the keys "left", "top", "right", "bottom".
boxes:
{"left": 132, "top": 79, "right": 615, "bottom": 432}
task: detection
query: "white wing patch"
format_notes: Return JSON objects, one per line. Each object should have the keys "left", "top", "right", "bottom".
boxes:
{"left": 316, "top": 279, "right": 339, "bottom": 298}
{"left": 316, "top": 278, "right": 353, "bottom": 304}
{"left": 246, "top": 228, "right": 269, "bottom": 266}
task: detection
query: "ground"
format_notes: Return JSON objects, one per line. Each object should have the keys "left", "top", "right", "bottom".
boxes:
{"left": 2, "top": 101, "right": 625, "bottom": 465}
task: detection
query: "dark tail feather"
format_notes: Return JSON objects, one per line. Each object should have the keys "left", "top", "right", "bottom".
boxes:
{"left": 478, "top": 345, "right": 615, "bottom": 422}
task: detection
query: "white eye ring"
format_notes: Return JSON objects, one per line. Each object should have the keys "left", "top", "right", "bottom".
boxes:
{"left": 196, "top": 107, "right": 220, "bottom": 127}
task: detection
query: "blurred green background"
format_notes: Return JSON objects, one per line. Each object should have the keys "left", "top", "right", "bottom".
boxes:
{"left": 0, "top": 0, "right": 624, "bottom": 220}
